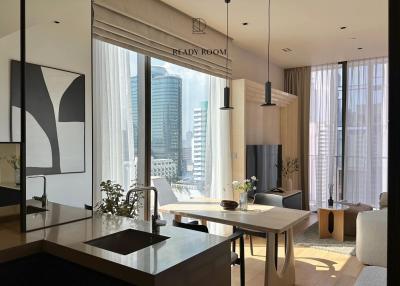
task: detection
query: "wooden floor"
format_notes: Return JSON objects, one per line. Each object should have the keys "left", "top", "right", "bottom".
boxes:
{"left": 230, "top": 214, "right": 364, "bottom": 286}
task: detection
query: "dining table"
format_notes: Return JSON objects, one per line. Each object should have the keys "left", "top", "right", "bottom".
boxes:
{"left": 159, "top": 201, "right": 310, "bottom": 286}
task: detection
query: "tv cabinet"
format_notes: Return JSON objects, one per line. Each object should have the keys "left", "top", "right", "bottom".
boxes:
{"left": 263, "top": 190, "right": 303, "bottom": 210}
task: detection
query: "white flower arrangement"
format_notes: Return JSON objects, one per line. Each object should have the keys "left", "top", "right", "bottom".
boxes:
{"left": 233, "top": 176, "right": 258, "bottom": 193}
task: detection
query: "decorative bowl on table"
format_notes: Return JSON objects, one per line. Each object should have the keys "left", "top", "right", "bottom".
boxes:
{"left": 220, "top": 200, "right": 239, "bottom": 210}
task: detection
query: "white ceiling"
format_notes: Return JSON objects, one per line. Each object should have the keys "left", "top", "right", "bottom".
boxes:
{"left": 161, "top": 0, "right": 388, "bottom": 68}
{"left": 0, "top": 0, "right": 20, "bottom": 38}
{"left": 1, "top": 0, "right": 88, "bottom": 39}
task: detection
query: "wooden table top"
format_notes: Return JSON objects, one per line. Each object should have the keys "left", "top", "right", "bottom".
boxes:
{"left": 160, "top": 202, "right": 310, "bottom": 233}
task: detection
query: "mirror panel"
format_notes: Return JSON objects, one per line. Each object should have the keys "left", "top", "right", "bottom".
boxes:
{"left": 0, "top": 1, "right": 21, "bottom": 227}
{"left": 25, "top": 0, "right": 92, "bottom": 231}
{"left": 0, "top": 0, "right": 21, "bottom": 143}
{"left": 0, "top": 143, "right": 21, "bottom": 223}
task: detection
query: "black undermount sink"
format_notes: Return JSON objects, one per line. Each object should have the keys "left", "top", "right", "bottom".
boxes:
{"left": 85, "top": 229, "right": 169, "bottom": 255}
{"left": 26, "top": 205, "right": 48, "bottom": 214}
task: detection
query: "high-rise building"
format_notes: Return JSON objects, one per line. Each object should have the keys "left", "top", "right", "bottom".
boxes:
{"left": 131, "top": 66, "right": 182, "bottom": 176}
{"left": 151, "top": 158, "right": 177, "bottom": 181}
{"left": 192, "top": 101, "right": 208, "bottom": 186}
{"left": 181, "top": 131, "right": 193, "bottom": 177}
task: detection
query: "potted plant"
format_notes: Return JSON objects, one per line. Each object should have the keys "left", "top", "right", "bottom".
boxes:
{"left": 96, "top": 180, "right": 142, "bottom": 218}
{"left": 277, "top": 158, "right": 299, "bottom": 192}
{"left": 3, "top": 155, "right": 21, "bottom": 185}
{"left": 232, "top": 176, "right": 257, "bottom": 211}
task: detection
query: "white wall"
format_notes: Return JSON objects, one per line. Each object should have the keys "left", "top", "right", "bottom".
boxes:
{"left": 0, "top": 0, "right": 92, "bottom": 208}
{"left": 0, "top": 31, "right": 19, "bottom": 142}
{"left": 231, "top": 44, "right": 284, "bottom": 90}
{"left": 245, "top": 101, "right": 281, "bottom": 145}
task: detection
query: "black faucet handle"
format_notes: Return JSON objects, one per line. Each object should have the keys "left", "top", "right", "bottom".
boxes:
{"left": 152, "top": 215, "right": 166, "bottom": 227}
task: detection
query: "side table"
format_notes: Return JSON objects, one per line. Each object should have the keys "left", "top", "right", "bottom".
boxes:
{"left": 318, "top": 202, "right": 349, "bottom": 242}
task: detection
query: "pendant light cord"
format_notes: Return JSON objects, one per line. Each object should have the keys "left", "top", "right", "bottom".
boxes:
{"left": 267, "top": 0, "right": 271, "bottom": 82}
{"left": 226, "top": 0, "right": 229, "bottom": 87}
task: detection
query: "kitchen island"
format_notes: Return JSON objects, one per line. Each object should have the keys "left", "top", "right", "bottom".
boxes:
{"left": 0, "top": 214, "right": 231, "bottom": 286}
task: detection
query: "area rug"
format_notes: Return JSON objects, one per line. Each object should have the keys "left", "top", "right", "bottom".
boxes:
{"left": 294, "top": 223, "right": 356, "bottom": 256}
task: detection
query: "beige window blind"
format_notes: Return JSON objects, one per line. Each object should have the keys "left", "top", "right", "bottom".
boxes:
{"left": 93, "top": 0, "right": 232, "bottom": 78}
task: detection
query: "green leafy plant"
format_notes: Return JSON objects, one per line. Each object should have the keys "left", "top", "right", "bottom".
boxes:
{"left": 232, "top": 176, "right": 258, "bottom": 193}
{"left": 277, "top": 157, "right": 299, "bottom": 178}
{"left": 96, "top": 180, "right": 141, "bottom": 218}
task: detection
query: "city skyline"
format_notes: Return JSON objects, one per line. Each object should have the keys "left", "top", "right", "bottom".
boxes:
{"left": 131, "top": 66, "right": 183, "bottom": 177}
{"left": 129, "top": 53, "right": 210, "bottom": 140}
{"left": 129, "top": 52, "right": 211, "bottom": 191}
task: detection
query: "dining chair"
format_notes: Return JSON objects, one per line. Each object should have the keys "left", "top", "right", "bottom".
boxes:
{"left": 173, "top": 220, "right": 246, "bottom": 286}
{"left": 235, "top": 193, "right": 285, "bottom": 268}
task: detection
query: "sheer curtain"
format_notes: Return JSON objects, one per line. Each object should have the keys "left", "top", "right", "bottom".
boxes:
{"left": 344, "top": 57, "right": 388, "bottom": 206}
{"left": 309, "top": 64, "right": 340, "bottom": 206}
{"left": 205, "top": 77, "right": 232, "bottom": 235}
{"left": 93, "top": 39, "right": 135, "bottom": 195}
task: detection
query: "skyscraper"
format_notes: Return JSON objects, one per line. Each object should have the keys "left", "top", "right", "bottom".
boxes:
{"left": 131, "top": 66, "right": 182, "bottom": 177}
{"left": 192, "top": 101, "right": 208, "bottom": 186}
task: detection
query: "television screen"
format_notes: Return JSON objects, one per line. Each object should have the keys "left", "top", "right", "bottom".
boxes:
{"left": 246, "top": 145, "right": 282, "bottom": 196}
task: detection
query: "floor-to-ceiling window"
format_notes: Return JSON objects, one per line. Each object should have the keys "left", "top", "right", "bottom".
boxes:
{"left": 148, "top": 59, "right": 210, "bottom": 201}
{"left": 344, "top": 58, "right": 388, "bottom": 206}
{"left": 94, "top": 40, "right": 231, "bottom": 217}
{"left": 309, "top": 58, "right": 388, "bottom": 208}
{"left": 146, "top": 58, "right": 232, "bottom": 204}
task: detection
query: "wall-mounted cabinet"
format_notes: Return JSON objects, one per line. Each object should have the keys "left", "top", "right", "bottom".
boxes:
{"left": 230, "top": 79, "right": 300, "bottom": 189}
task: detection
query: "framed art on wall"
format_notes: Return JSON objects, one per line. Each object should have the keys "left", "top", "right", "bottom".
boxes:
{"left": 10, "top": 60, "right": 85, "bottom": 175}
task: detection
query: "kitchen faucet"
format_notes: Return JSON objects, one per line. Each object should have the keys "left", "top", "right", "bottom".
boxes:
{"left": 126, "top": 186, "right": 166, "bottom": 233}
{"left": 27, "top": 175, "right": 47, "bottom": 208}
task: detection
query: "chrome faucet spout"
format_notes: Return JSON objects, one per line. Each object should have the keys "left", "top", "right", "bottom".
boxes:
{"left": 126, "top": 186, "right": 166, "bottom": 232}
{"left": 27, "top": 175, "right": 47, "bottom": 208}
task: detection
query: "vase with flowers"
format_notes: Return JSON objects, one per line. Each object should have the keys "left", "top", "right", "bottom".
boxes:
{"left": 277, "top": 157, "right": 299, "bottom": 192}
{"left": 232, "top": 176, "right": 257, "bottom": 211}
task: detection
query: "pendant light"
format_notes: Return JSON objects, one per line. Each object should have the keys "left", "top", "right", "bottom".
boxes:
{"left": 261, "top": 0, "right": 276, "bottom": 107}
{"left": 220, "top": 0, "right": 233, "bottom": 110}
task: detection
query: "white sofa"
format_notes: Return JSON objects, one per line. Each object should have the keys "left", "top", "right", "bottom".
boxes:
{"left": 355, "top": 193, "right": 387, "bottom": 285}
{"left": 356, "top": 208, "right": 387, "bottom": 267}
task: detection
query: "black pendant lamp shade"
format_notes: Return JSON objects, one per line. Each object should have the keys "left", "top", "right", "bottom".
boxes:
{"left": 261, "top": 0, "right": 276, "bottom": 107}
{"left": 220, "top": 87, "right": 233, "bottom": 110}
{"left": 220, "top": 0, "right": 233, "bottom": 110}
{"left": 261, "top": 81, "right": 276, "bottom": 106}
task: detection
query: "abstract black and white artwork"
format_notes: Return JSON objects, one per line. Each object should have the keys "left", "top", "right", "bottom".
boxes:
{"left": 10, "top": 60, "right": 85, "bottom": 175}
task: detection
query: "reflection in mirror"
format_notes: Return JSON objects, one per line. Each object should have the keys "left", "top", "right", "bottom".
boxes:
{"left": 24, "top": 0, "right": 92, "bottom": 231}
{"left": 0, "top": 1, "right": 21, "bottom": 230}
{"left": 0, "top": 0, "right": 21, "bottom": 142}
{"left": 0, "top": 143, "right": 21, "bottom": 225}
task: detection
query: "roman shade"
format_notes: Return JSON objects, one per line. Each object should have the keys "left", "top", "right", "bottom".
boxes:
{"left": 93, "top": 0, "right": 232, "bottom": 78}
